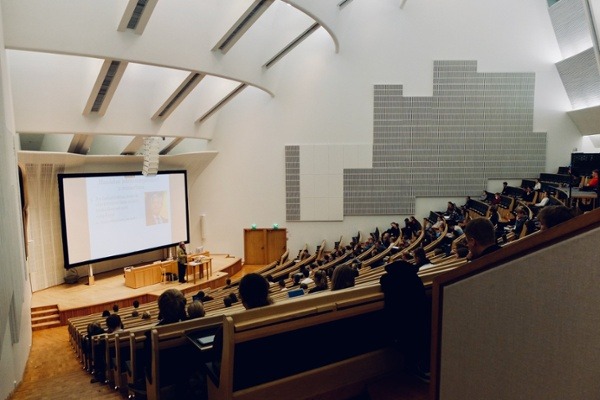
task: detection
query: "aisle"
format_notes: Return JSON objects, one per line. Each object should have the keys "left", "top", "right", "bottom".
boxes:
{"left": 10, "top": 326, "right": 123, "bottom": 400}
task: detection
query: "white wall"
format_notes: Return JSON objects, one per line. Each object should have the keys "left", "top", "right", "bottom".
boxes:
{"left": 189, "top": 0, "right": 583, "bottom": 258}
{"left": 0, "top": 1, "right": 31, "bottom": 397}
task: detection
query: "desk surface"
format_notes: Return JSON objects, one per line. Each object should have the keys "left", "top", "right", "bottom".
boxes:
{"left": 557, "top": 187, "right": 597, "bottom": 198}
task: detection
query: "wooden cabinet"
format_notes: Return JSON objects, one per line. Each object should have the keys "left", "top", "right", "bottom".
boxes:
{"left": 244, "top": 228, "right": 287, "bottom": 265}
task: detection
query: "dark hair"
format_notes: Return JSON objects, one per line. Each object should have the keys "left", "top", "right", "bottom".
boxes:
{"left": 464, "top": 218, "right": 496, "bottom": 247}
{"left": 413, "top": 247, "right": 430, "bottom": 267}
{"left": 106, "top": 314, "right": 122, "bottom": 332}
{"left": 229, "top": 293, "right": 238, "bottom": 303}
{"left": 112, "top": 304, "right": 119, "bottom": 313}
{"left": 87, "top": 322, "right": 105, "bottom": 337}
{"left": 455, "top": 246, "right": 469, "bottom": 258}
{"left": 132, "top": 300, "right": 140, "bottom": 308}
{"left": 101, "top": 310, "right": 110, "bottom": 318}
{"left": 224, "top": 297, "right": 233, "bottom": 307}
{"left": 187, "top": 300, "right": 205, "bottom": 319}
{"left": 537, "top": 205, "right": 574, "bottom": 230}
{"left": 238, "top": 273, "right": 271, "bottom": 310}
{"left": 157, "top": 289, "right": 187, "bottom": 324}
{"left": 331, "top": 265, "right": 356, "bottom": 291}
{"left": 313, "top": 270, "right": 328, "bottom": 289}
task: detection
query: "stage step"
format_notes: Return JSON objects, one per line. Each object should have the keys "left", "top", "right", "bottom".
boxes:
{"left": 31, "top": 305, "right": 61, "bottom": 331}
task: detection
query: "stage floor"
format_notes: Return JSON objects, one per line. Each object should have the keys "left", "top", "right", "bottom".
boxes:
{"left": 31, "top": 254, "right": 240, "bottom": 311}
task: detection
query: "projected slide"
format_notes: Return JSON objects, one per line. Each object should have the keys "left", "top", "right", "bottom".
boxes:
{"left": 59, "top": 171, "right": 189, "bottom": 268}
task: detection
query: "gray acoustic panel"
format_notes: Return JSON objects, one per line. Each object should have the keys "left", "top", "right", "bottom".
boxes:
{"left": 548, "top": 0, "right": 593, "bottom": 59}
{"left": 344, "top": 60, "right": 546, "bottom": 216}
{"left": 285, "top": 145, "right": 300, "bottom": 221}
{"left": 285, "top": 60, "right": 546, "bottom": 220}
{"left": 556, "top": 47, "right": 600, "bottom": 110}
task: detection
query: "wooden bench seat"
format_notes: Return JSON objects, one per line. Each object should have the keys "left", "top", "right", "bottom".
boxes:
{"left": 206, "top": 285, "right": 401, "bottom": 400}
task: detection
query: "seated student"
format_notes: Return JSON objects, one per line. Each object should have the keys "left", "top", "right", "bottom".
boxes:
{"left": 86, "top": 322, "right": 107, "bottom": 384}
{"left": 464, "top": 218, "right": 501, "bottom": 261}
{"left": 509, "top": 206, "right": 529, "bottom": 239}
{"left": 238, "top": 273, "right": 272, "bottom": 310}
{"left": 187, "top": 300, "right": 205, "bottom": 319}
{"left": 131, "top": 300, "right": 140, "bottom": 317}
{"left": 491, "top": 193, "right": 502, "bottom": 206}
{"left": 331, "top": 265, "right": 356, "bottom": 291}
{"left": 522, "top": 186, "right": 535, "bottom": 203}
{"left": 537, "top": 205, "right": 575, "bottom": 231}
{"left": 533, "top": 179, "right": 542, "bottom": 191}
{"left": 501, "top": 182, "right": 509, "bottom": 195}
{"left": 157, "top": 288, "right": 187, "bottom": 325}
{"left": 300, "top": 269, "right": 314, "bottom": 285}
{"left": 278, "top": 278, "right": 288, "bottom": 291}
{"left": 308, "top": 270, "right": 328, "bottom": 293}
{"left": 192, "top": 290, "right": 213, "bottom": 303}
{"left": 106, "top": 313, "right": 124, "bottom": 333}
{"left": 409, "top": 216, "right": 422, "bottom": 236}
{"left": 413, "top": 247, "right": 434, "bottom": 271}
{"left": 530, "top": 190, "right": 549, "bottom": 216}
{"left": 386, "top": 222, "right": 401, "bottom": 239}
{"left": 431, "top": 216, "right": 446, "bottom": 238}
{"left": 580, "top": 169, "right": 599, "bottom": 191}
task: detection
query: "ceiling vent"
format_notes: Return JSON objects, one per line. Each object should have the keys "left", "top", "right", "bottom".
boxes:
{"left": 83, "top": 59, "right": 128, "bottom": 116}
{"left": 212, "top": 0, "right": 274, "bottom": 54}
{"left": 264, "top": 22, "right": 320, "bottom": 69}
{"left": 196, "top": 83, "right": 247, "bottom": 124}
{"left": 118, "top": 0, "right": 159, "bottom": 34}
{"left": 152, "top": 72, "right": 205, "bottom": 120}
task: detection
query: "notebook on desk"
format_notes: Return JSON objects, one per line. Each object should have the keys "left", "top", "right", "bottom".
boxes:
{"left": 197, "top": 335, "right": 215, "bottom": 347}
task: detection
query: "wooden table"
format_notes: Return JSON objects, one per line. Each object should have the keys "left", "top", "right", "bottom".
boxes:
{"left": 187, "top": 257, "right": 212, "bottom": 284}
{"left": 124, "top": 260, "right": 177, "bottom": 288}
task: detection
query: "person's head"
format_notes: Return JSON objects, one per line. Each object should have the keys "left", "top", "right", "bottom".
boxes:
{"left": 157, "top": 288, "right": 187, "bottom": 324}
{"left": 515, "top": 207, "right": 526, "bottom": 219}
{"left": 187, "top": 300, "right": 205, "bottom": 319}
{"left": 101, "top": 309, "right": 110, "bottom": 318}
{"left": 87, "top": 322, "right": 105, "bottom": 337}
{"left": 106, "top": 314, "right": 122, "bottom": 333}
{"left": 179, "top": 241, "right": 186, "bottom": 249}
{"left": 229, "top": 293, "right": 238, "bottom": 303}
{"left": 224, "top": 297, "right": 233, "bottom": 307}
{"left": 464, "top": 218, "right": 497, "bottom": 259}
{"left": 413, "top": 247, "right": 429, "bottom": 266}
{"left": 331, "top": 265, "right": 356, "bottom": 291}
{"left": 494, "top": 193, "right": 500, "bottom": 198}
{"left": 537, "top": 205, "right": 574, "bottom": 231}
{"left": 112, "top": 304, "right": 119, "bottom": 313}
{"left": 278, "top": 278, "right": 286, "bottom": 289}
{"left": 238, "top": 273, "right": 271, "bottom": 309}
{"left": 132, "top": 300, "right": 140, "bottom": 309}
{"left": 503, "top": 182, "right": 507, "bottom": 187}
{"left": 593, "top": 169, "right": 599, "bottom": 178}
{"left": 455, "top": 246, "right": 469, "bottom": 259}
{"left": 225, "top": 278, "right": 232, "bottom": 286}
{"left": 313, "top": 270, "right": 328, "bottom": 289}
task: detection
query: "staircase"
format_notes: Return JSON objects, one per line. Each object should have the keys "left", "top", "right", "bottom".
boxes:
{"left": 31, "top": 305, "right": 61, "bottom": 331}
